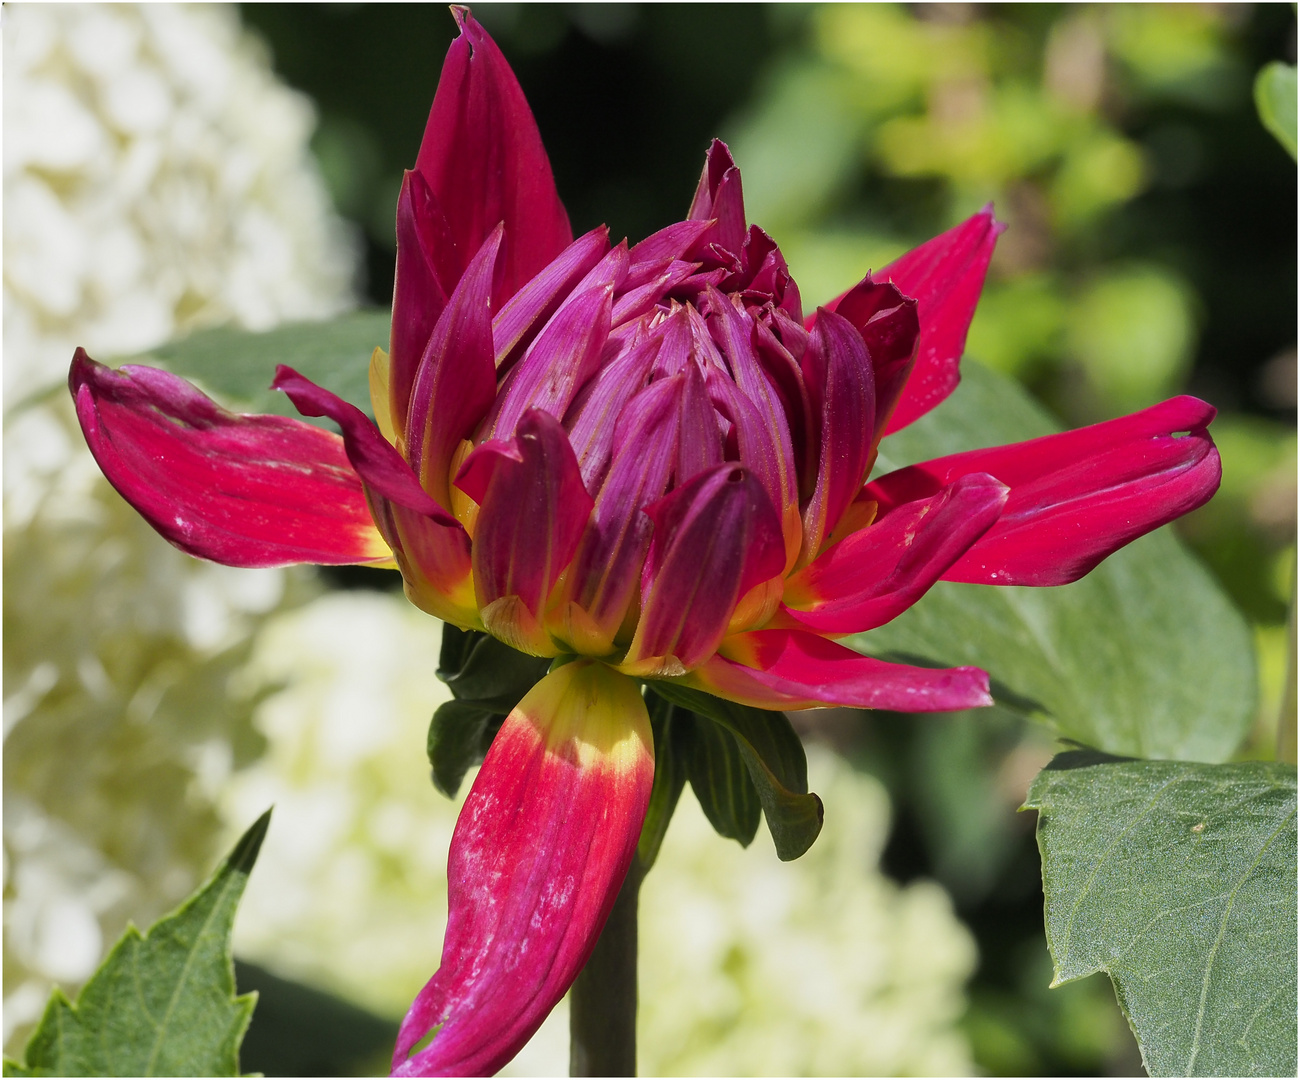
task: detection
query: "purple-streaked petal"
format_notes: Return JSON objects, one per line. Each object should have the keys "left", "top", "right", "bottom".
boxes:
{"left": 687, "top": 140, "right": 747, "bottom": 257}
{"left": 783, "top": 474, "right": 1008, "bottom": 634}
{"left": 868, "top": 396, "right": 1222, "bottom": 586}
{"left": 830, "top": 278, "right": 920, "bottom": 438}
{"left": 404, "top": 226, "right": 502, "bottom": 505}
{"left": 69, "top": 351, "right": 391, "bottom": 567}
{"left": 456, "top": 409, "right": 593, "bottom": 654}
{"left": 623, "top": 464, "right": 784, "bottom": 675}
{"left": 415, "top": 8, "right": 572, "bottom": 306}
{"left": 675, "top": 362, "right": 725, "bottom": 485}
{"left": 612, "top": 261, "right": 697, "bottom": 327}
{"left": 393, "top": 661, "right": 653, "bottom": 1078}
{"left": 690, "top": 629, "right": 993, "bottom": 712}
{"left": 628, "top": 219, "right": 714, "bottom": 264}
{"left": 798, "top": 307, "right": 876, "bottom": 566}
{"left": 492, "top": 226, "right": 610, "bottom": 372}
{"left": 564, "top": 335, "right": 661, "bottom": 491}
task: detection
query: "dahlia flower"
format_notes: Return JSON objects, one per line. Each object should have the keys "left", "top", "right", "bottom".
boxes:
{"left": 69, "top": 8, "right": 1221, "bottom": 1075}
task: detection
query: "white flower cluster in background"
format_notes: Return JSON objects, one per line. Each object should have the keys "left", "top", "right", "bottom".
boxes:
{"left": 3, "top": 2, "right": 358, "bottom": 1054}
{"left": 225, "top": 592, "right": 977, "bottom": 1077}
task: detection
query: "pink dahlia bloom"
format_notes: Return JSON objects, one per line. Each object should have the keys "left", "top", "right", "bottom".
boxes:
{"left": 69, "top": 8, "right": 1221, "bottom": 1076}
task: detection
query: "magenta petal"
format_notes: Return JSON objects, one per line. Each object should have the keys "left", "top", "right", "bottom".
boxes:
{"left": 799, "top": 308, "right": 876, "bottom": 564}
{"left": 484, "top": 284, "right": 613, "bottom": 441}
{"left": 874, "top": 207, "right": 1003, "bottom": 434}
{"left": 629, "top": 464, "right": 784, "bottom": 673}
{"left": 564, "top": 334, "right": 661, "bottom": 490}
{"left": 272, "top": 366, "right": 458, "bottom": 526}
{"left": 493, "top": 226, "right": 610, "bottom": 372}
{"left": 687, "top": 139, "right": 746, "bottom": 256}
{"left": 695, "top": 629, "right": 993, "bottom": 712}
{"left": 783, "top": 473, "right": 1009, "bottom": 634}
{"left": 830, "top": 278, "right": 920, "bottom": 438}
{"left": 393, "top": 661, "right": 653, "bottom": 1078}
{"left": 868, "top": 396, "right": 1222, "bottom": 586}
{"left": 675, "top": 362, "right": 725, "bottom": 484}
{"left": 628, "top": 219, "right": 714, "bottom": 264}
{"left": 406, "top": 226, "right": 502, "bottom": 504}
{"left": 69, "top": 351, "right": 391, "bottom": 567}
{"left": 415, "top": 8, "right": 572, "bottom": 306}
{"left": 390, "top": 170, "right": 452, "bottom": 434}
{"left": 456, "top": 409, "right": 593, "bottom": 637}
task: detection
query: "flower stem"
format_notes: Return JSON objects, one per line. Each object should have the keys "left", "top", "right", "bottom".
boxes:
{"left": 569, "top": 862, "right": 644, "bottom": 1076}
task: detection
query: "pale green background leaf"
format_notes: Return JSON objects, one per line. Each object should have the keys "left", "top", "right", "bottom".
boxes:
{"left": 1255, "top": 62, "right": 1298, "bottom": 160}
{"left": 1025, "top": 755, "right": 1297, "bottom": 1077}
{"left": 4, "top": 811, "right": 270, "bottom": 1077}
{"left": 854, "top": 362, "right": 1256, "bottom": 762}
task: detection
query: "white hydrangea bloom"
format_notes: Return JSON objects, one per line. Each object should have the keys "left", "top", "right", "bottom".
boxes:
{"left": 227, "top": 593, "right": 977, "bottom": 1076}
{"left": 3, "top": 2, "right": 357, "bottom": 1054}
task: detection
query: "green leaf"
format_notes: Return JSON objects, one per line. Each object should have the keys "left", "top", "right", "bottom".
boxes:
{"left": 856, "top": 361, "right": 1256, "bottom": 762}
{"left": 427, "top": 626, "right": 551, "bottom": 797}
{"left": 680, "top": 708, "right": 763, "bottom": 847}
{"left": 4, "top": 811, "right": 271, "bottom": 1078}
{"left": 143, "top": 310, "right": 390, "bottom": 426}
{"left": 1025, "top": 756, "right": 1297, "bottom": 1077}
{"left": 1255, "top": 62, "right": 1298, "bottom": 160}
{"left": 636, "top": 693, "right": 688, "bottom": 873}
{"left": 649, "top": 682, "right": 823, "bottom": 860}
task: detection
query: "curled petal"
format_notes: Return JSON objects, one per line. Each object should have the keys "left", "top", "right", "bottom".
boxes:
{"left": 624, "top": 464, "right": 784, "bottom": 675}
{"left": 456, "top": 410, "right": 593, "bottom": 654}
{"left": 783, "top": 473, "right": 1008, "bottom": 634}
{"left": 830, "top": 278, "right": 919, "bottom": 439}
{"left": 393, "top": 660, "right": 654, "bottom": 1078}
{"left": 70, "top": 351, "right": 391, "bottom": 567}
{"left": 799, "top": 308, "right": 876, "bottom": 566}
{"left": 272, "top": 366, "right": 457, "bottom": 525}
{"left": 406, "top": 226, "right": 502, "bottom": 504}
{"left": 867, "top": 396, "right": 1222, "bottom": 586}
{"left": 691, "top": 629, "right": 993, "bottom": 712}
{"left": 416, "top": 8, "right": 572, "bottom": 306}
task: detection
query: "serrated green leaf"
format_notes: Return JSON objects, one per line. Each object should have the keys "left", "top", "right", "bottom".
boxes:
{"left": 141, "top": 310, "right": 390, "bottom": 427}
{"left": 681, "top": 708, "right": 763, "bottom": 847}
{"left": 855, "top": 361, "right": 1256, "bottom": 762}
{"left": 636, "top": 693, "right": 689, "bottom": 872}
{"left": 1255, "top": 62, "right": 1298, "bottom": 160}
{"left": 649, "top": 682, "right": 823, "bottom": 860}
{"left": 1025, "top": 755, "right": 1297, "bottom": 1077}
{"left": 4, "top": 811, "right": 271, "bottom": 1078}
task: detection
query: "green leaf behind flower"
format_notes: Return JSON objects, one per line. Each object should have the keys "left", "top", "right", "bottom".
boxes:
{"left": 4, "top": 811, "right": 270, "bottom": 1078}
{"left": 860, "top": 361, "right": 1256, "bottom": 762}
{"left": 1025, "top": 755, "right": 1297, "bottom": 1077}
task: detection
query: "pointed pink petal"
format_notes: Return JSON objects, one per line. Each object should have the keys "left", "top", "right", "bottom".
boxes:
{"left": 628, "top": 464, "right": 784, "bottom": 674}
{"left": 868, "top": 396, "right": 1222, "bottom": 586}
{"left": 272, "top": 366, "right": 457, "bottom": 525}
{"left": 799, "top": 308, "right": 876, "bottom": 564}
{"left": 564, "top": 334, "right": 661, "bottom": 491}
{"left": 687, "top": 140, "right": 746, "bottom": 257}
{"left": 483, "top": 284, "right": 613, "bottom": 441}
{"left": 783, "top": 474, "right": 1008, "bottom": 634}
{"left": 70, "top": 351, "right": 391, "bottom": 567}
{"left": 393, "top": 661, "right": 653, "bottom": 1078}
{"left": 691, "top": 629, "right": 993, "bottom": 712}
{"left": 405, "top": 227, "right": 502, "bottom": 505}
{"left": 628, "top": 219, "right": 714, "bottom": 264}
{"left": 456, "top": 410, "right": 593, "bottom": 647}
{"left": 389, "top": 171, "right": 453, "bottom": 439}
{"left": 492, "top": 226, "right": 610, "bottom": 372}
{"left": 675, "top": 361, "right": 725, "bottom": 484}
{"left": 415, "top": 8, "right": 572, "bottom": 306}
{"left": 567, "top": 376, "right": 683, "bottom": 641}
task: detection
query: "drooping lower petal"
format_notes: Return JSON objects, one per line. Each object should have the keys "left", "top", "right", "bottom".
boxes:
{"left": 690, "top": 629, "right": 993, "bottom": 712}
{"left": 867, "top": 396, "right": 1222, "bottom": 586}
{"left": 393, "top": 661, "right": 654, "bottom": 1078}
{"left": 782, "top": 473, "right": 1008, "bottom": 634}
{"left": 456, "top": 409, "right": 594, "bottom": 654}
{"left": 70, "top": 351, "right": 391, "bottom": 567}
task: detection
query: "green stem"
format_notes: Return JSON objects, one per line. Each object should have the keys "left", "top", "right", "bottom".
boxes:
{"left": 569, "top": 862, "right": 643, "bottom": 1077}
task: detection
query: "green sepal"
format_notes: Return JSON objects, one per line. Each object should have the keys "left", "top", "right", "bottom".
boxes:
{"left": 427, "top": 626, "right": 551, "bottom": 797}
{"left": 4, "top": 811, "right": 272, "bottom": 1078}
{"left": 636, "top": 693, "right": 689, "bottom": 873}
{"left": 648, "top": 681, "right": 823, "bottom": 861}
{"left": 1025, "top": 755, "right": 1297, "bottom": 1077}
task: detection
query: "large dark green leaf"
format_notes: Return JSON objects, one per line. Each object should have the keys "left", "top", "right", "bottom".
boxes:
{"left": 143, "top": 311, "right": 389, "bottom": 426}
{"left": 636, "top": 694, "right": 689, "bottom": 873}
{"left": 855, "top": 361, "right": 1256, "bottom": 762}
{"left": 680, "top": 708, "right": 763, "bottom": 847}
{"left": 1025, "top": 755, "right": 1297, "bottom": 1077}
{"left": 649, "top": 682, "right": 823, "bottom": 860}
{"left": 4, "top": 812, "right": 270, "bottom": 1077}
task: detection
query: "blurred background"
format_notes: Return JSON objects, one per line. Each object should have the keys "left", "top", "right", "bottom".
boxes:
{"left": 4, "top": 4, "right": 1295, "bottom": 1076}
